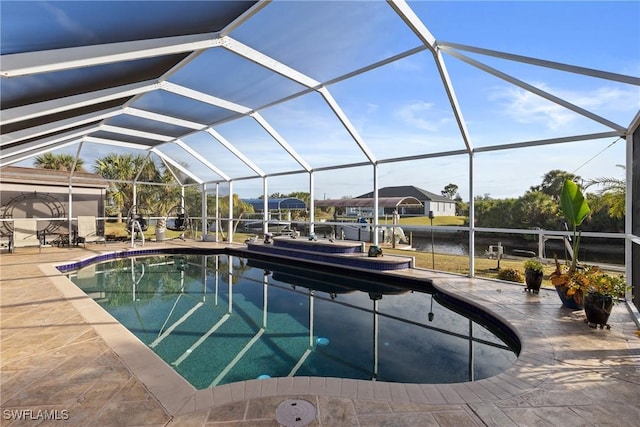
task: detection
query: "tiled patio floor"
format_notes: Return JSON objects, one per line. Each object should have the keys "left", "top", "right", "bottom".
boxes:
{"left": 1, "top": 241, "right": 639, "bottom": 426}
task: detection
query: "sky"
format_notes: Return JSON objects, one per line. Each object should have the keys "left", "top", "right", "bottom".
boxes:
{"left": 10, "top": 0, "right": 640, "bottom": 201}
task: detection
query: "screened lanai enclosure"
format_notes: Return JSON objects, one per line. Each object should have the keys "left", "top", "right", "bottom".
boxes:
{"left": 1, "top": 1, "right": 639, "bottom": 312}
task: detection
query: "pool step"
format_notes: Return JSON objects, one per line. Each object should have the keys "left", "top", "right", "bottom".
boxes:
{"left": 246, "top": 237, "right": 413, "bottom": 271}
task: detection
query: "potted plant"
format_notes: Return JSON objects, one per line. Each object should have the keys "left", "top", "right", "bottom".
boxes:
{"left": 581, "top": 266, "right": 627, "bottom": 329}
{"left": 523, "top": 259, "right": 544, "bottom": 293}
{"left": 550, "top": 180, "right": 630, "bottom": 322}
{"left": 550, "top": 179, "right": 590, "bottom": 309}
{"left": 155, "top": 216, "right": 167, "bottom": 242}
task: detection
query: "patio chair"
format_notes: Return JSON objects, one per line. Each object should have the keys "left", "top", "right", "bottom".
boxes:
{"left": 12, "top": 218, "right": 42, "bottom": 253}
{"left": 76, "top": 216, "right": 106, "bottom": 247}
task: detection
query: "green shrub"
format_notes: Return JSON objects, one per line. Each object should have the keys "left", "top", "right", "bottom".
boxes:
{"left": 497, "top": 268, "right": 524, "bottom": 283}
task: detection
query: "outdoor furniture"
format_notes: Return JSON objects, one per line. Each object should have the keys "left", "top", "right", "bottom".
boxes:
{"left": 166, "top": 204, "right": 189, "bottom": 232}
{"left": 126, "top": 206, "right": 149, "bottom": 233}
{"left": 76, "top": 216, "right": 106, "bottom": 247}
{"left": 53, "top": 231, "right": 71, "bottom": 247}
{"left": 12, "top": 218, "right": 42, "bottom": 253}
{"left": 0, "top": 234, "right": 12, "bottom": 253}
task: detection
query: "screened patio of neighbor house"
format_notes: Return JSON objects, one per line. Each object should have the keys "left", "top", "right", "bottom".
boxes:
{"left": 1, "top": 2, "right": 639, "bottom": 316}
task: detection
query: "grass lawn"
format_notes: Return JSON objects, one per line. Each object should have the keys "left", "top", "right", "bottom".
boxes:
{"left": 383, "top": 247, "right": 559, "bottom": 288}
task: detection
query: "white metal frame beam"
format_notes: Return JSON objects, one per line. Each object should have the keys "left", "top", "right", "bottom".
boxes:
{"left": 158, "top": 156, "right": 185, "bottom": 186}
{"left": 100, "top": 124, "right": 174, "bottom": 142}
{"left": 625, "top": 111, "right": 640, "bottom": 307}
{"left": 219, "top": 0, "right": 272, "bottom": 37}
{"left": 1, "top": 33, "right": 224, "bottom": 77}
{"left": 224, "top": 37, "right": 376, "bottom": 166}
{"left": 433, "top": 50, "right": 474, "bottom": 153}
{"left": 438, "top": 42, "right": 640, "bottom": 86}
{"left": 387, "top": 0, "right": 474, "bottom": 153}
{"left": 174, "top": 139, "right": 231, "bottom": 182}
{"left": 123, "top": 108, "right": 235, "bottom": 182}
{"left": 1, "top": 108, "right": 121, "bottom": 146}
{"left": 161, "top": 81, "right": 252, "bottom": 114}
{"left": 151, "top": 148, "right": 203, "bottom": 184}
{"left": 386, "top": 0, "right": 437, "bottom": 49}
{"left": 160, "top": 82, "right": 315, "bottom": 177}
{"left": 0, "top": 139, "right": 81, "bottom": 167}
{"left": 0, "top": 126, "right": 95, "bottom": 159}
{"left": 83, "top": 136, "right": 152, "bottom": 151}
{"left": 0, "top": 80, "right": 159, "bottom": 126}
{"left": 473, "top": 131, "right": 623, "bottom": 153}
{"left": 222, "top": 37, "right": 321, "bottom": 88}
{"left": 251, "top": 113, "right": 312, "bottom": 171}
{"left": 205, "top": 128, "right": 265, "bottom": 177}
{"left": 443, "top": 48, "right": 628, "bottom": 133}
{"left": 318, "top": 87, "right": 377, "bottom": 164}
{"left": 124, "top": 107, "right": 205, "bottom": 130}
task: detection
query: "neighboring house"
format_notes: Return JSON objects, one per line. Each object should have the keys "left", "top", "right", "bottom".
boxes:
{"left": 357, "top": 186, "right": 456, "bottom": 217}
{"left": 0, "top": 166, "right": 108, "bottom": 237}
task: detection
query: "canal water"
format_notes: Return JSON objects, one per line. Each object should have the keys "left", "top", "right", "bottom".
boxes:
{"left": 409, "top": 232, "right": 625, "bottom": 265}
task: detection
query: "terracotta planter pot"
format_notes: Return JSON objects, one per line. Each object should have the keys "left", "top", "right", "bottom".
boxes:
{"left": 524, "top": 269, "right": 543, "bottom": 293}
{"left": 583, "top": 292, "right": 614, "bottom": 329}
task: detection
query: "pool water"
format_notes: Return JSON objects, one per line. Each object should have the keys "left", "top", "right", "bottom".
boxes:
{"left": 69, "top": 254, "right": 517, "bottom": 389}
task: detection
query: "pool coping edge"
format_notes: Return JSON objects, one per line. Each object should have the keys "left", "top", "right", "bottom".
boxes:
{"left": 45, "top": 244, "right": 554, "bottom": 417}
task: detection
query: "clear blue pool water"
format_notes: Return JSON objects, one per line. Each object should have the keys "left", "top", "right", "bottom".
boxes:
{"left": 69, "top": 253, "right": 518, "bottom": 389}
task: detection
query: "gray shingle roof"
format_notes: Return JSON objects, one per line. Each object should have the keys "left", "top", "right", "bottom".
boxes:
{"left": 356, "top": 186, "right": 453, "bottom": 203}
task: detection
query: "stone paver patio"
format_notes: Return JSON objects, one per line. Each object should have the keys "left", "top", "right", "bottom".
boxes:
{"left": 1, "top": 241, "right": 639, "bottom": 426}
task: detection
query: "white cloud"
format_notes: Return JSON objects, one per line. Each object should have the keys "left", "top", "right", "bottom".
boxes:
{"left": 366, "top": 103, "right": 380, "bottom": 114}
{"left": 576, "top": 86, "right": 640, "bottom": 112}
{"left": 394, "top": 101, "right": 448, "bottom": 132}
{"left": 490, "top": 85, "right": 575, "bottom": 130}
{"left": 489, "top": 83, "right": 640, "bottom": 131}
{"left": 42, "top": 3, "right": 97, "bottom": 44}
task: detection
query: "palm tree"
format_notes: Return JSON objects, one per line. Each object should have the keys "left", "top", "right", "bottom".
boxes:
{"left": 214, "top": 194, "right": 255, "bottom": 240}
{"left": 531, "top": 170, "right": 582, "bottom": 202}
{"left": 585, "top": 166, "right": 625, "bottom": 219}
{"left": 138, "top": 168, "right": 182, "bottom": 233}
{"left": 34, "top": 152, "right": 84, "bottom": 171}
{"left": 94, "top": 154, "right": 159, "bottom": 222}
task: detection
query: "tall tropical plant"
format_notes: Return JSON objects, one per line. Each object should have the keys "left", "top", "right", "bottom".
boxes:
{"left": 549, "top": 179, "right": 592, "bottom": 308}
{"left": 559, "top": 179, "right": 590, "bottom": 271}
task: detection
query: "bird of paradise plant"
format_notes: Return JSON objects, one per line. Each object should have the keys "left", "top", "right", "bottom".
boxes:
{"left": 550, "top": 179, "right": 590, "bottom": 307}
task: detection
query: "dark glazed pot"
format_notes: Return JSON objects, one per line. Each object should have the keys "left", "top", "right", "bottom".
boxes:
{"left": 584, "top": 292, "right": 614, "bottom": 329}
{"left": 555, "top": 285, "right": 583, "bottom": 310}
{"left": 524, "top": 269, "right": 543, "bottom": 293}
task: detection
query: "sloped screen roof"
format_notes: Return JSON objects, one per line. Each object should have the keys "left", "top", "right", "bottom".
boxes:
{"left": 1, "top": 1, "right": 638, "bottom": 199}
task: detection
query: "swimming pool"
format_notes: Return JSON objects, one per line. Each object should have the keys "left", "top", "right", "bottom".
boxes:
{"left": 68, "top": 252, "right": 518, "bottom": 389}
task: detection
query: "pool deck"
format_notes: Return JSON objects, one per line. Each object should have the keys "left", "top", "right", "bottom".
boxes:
{"left": 1, "top": 240, "right": 639, "bottom": 426}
